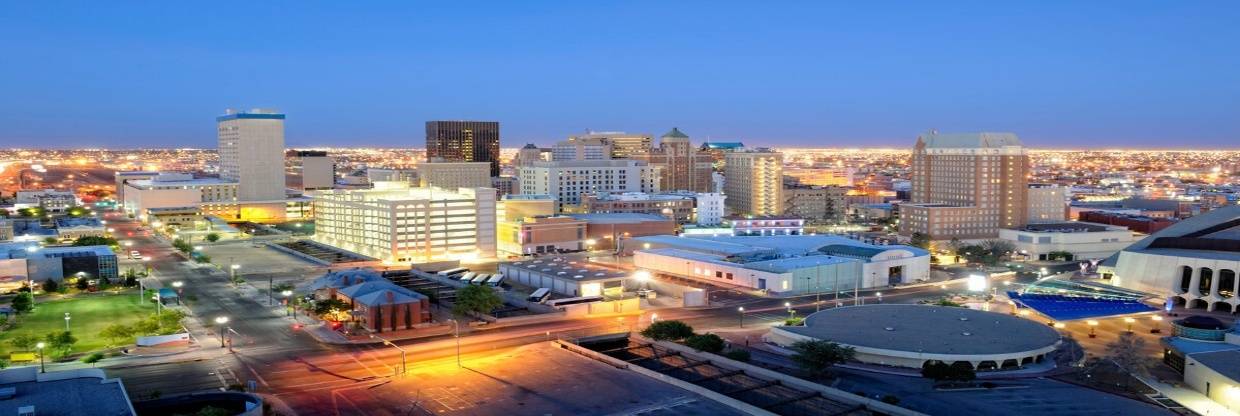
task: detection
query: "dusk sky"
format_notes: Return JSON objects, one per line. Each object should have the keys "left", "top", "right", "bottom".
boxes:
{"left": 2, "top": 1, "right": 1237, "bottom": 149}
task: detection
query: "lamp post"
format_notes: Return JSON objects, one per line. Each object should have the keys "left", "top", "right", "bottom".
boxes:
{"left": 1087, "top": 320, "right": 1098, "bottom": 338}
{"left": 1151, "top": 315, "right": 1164, "bottom": 334}
{"left": 632, "top": 270, "right": 651, "bottom": 297}
{"left": 172, "top": 281, "right": 183, "bottom": 305}
{"left": 448, "top": 319, "right": 462, "bottom": 367}
{"left": 371, "top": 334, "right": 407, "bottom": 376}
{"left": 585, "top": 239, "right": 597, "bottom": 259}
{"left": 282, "top": 290, "right": 293, "bottom": 316}
{"left": 36, "top": 342, "right": 46, "bottom": 373}
{"left": 152, "top": 293, "right": 162, "bottom": 316}
{"left": 64, "top": 312, "right": 71, "bottom": 331}
{"left": 230, "top": 264, "right": 240, "bottom": 284}
{"left": 1124, "top": 317, "right": 1136, "bottom": 333}
{"left": 876, "top": 291, "right": 883, "bottom": 304}
{"left": 785, "top": 302, "right": 794, "bottom": 319}
{"left": 737, "top": 306, "right": 745, "bottom": 328}
{"left": 215, "top": 316, "right": 230, "bottom": 348}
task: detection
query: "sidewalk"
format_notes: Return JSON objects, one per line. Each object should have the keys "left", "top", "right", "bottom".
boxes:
{"left": 1137, "top": 375, "right": 1238, "bottom": 416}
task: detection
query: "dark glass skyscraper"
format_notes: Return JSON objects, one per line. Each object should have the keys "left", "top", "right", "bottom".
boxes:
{"left": 425, "top": 121, "right": 500, "bottom": 176}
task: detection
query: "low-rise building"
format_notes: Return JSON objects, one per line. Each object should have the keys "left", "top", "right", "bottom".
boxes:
{"left": 306, "top": 269, "right": 432, "bottom": 332}
{"left": 0, "top": 367, "right": 136, "bottom": 416}
{"left": 566, "top": 213, "right": 676, "bottom": 252}
{"left": 0, "top": 219, "right": 13, "bottom": 242}
{"left": 122, "top": 173, "right": 238, "bottom": 222}
{"left": 631, "top": 235, "right": 931, "bottom": 295}
{"left": 0, "top": 242, "right": 118, "bottom": 283}
{"left": 53, "top": 217, "right": 107, "bottom": 240}
{"left": 999, "top": 222, "right": 1138, "bottom": 261}
{"left": 782, "top": 185, "right": 846, "bottom": 222}
{"left": 311, "top": 182, "right": 497, "bottom": 263}
{"left": 497, "top": 216, "right": 587, "bottom": 257}
{"left": 577, "top": 192, "right": 695, "bottom": 223}
{"left": 1079, "top": 210, "right": 1177, "bottom": 234}
{"left": 114, "top": 171, "right": 160, "bottom": 207}
{"left": 15, "top": 189, "right": 79, "bottom": 214}
{"left": 499, "top": 256, "right": 630, "bottom": 297}
{"left": 498, "top": 194, "right": 556, "bottom": 222}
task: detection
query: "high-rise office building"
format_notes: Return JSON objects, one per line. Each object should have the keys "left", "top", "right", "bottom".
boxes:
{"left": 551, "top": 137, "right": 611, "bottom": 161}
{"left": 724, "top": 148, "right": 784, "bottom": 216}
{"left": 631, "top": 128, "right": 714, "bottom": 193}
{"left": 568, "top": 131, "right": 653, "bottom": 159}
{"left": 899, "top": 132, "right": 1029, "bottom": 240}
{"left": 426, "top": 121, "right": 500, "bottom": 176}
{"left": 1027, "top": 183, "right": 1067, "bottom": 224}
{"left": 416, "top": 161, "right": 492, "bottom": 189}
{"left": 217, "top": 109, "right": 288, "bottom": 202}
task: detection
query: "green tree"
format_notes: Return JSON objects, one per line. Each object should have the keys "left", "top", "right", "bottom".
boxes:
{"left": 158, "top": 309, "right": 187, "bottom": 332}
{"left": 41, "top": 279, "right": 59, "bottom": 293}
{"left": 9, "top": 333, "right": 39, "bottom": 352}
{"left": 171, "top": 238, "right": 193, "bottom": 254}
{"left": 45, "top": 331, "right": 78, "bottom": 357}
{"left": 100, "top": 323, "right": 134, "bottom": 346}
{"left": 1106, "top": 332, "right": 1150, "bottom": 387}
{"left": 685, "top": 333, "right": 725, "bottom": 353}
{"left": 73, "top": 235, "right": 118, "bottom": 247}
{"left": 43, "top": 237, "right": 60, "bottom": 245}
{"left": 81, "top": 352, "right": 105, "bottom": 367}
{"left": 75, "top": 277, "right": 90, "bottom": 290}
{"left": 204, "top": 233, "right": 221, "bottom": 243}
{"left": 640, "top": 320, "right": 695, "bottom": 341}
{"left": 66, "top": 206, "right": 90, "bottom": 217}
{"left": 313, "top": 298, "right": 350, "bottom": 316}
{"left": 909, "top": 232, "right": 931, "bottom": 249}
{"left": 131, "top": 317, "right": 161, "bottom": 336}
{"left": 16, "top": 207, "right": 44, "bottom": 217}
{"left": 789, "top": 339, "right": 855, "bottom": 377}
{"left": 10, "top": 292, "right": 33, "bottom": 314}
{"left": 452, "top": 285, "right": 504, "bottom": 317}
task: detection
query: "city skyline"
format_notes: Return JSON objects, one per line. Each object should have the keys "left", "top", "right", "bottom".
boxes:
{"left": 2, "top": 2, "right": 1238, "bottom": 149}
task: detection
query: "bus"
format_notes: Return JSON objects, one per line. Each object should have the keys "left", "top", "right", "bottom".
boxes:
{"left": 470, "top": 273, "right": 490, "bottom": 285}
{"left": 437, "top": 267, "right": 469, "bottom": 278}
{"left": 546, "top": 295, "right": 604, "bottom": 307}
{"left": 485, "top": 274, "right": 505, "bottom": 287}
{"left": 458, "top": 272, "right": 476, "bottom": 284}
{"left": 528, "top": 288, "right": 551, "bottom": 303}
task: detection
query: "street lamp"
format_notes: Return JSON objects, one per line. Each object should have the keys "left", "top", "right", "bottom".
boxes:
{"left": 64, "top": 312, "right": 71, "bottom": 331}
{"left": 447, "top": 319, "right": 462, "bottom": 367}
{"left": 1124, "top": 317, "right": 1136, "bottom": 333}
{"left": 230, "top": 264, "right": 240, "bottom": 281}
{"left": 215, "top": 316, "right": 230, "bottom": 348}
{"left": 371, "top": 334, "right": 407, "bottom": 377}
{"left": 632, "top": 270, "right": 651, "bottom": 293}
{"left": 1087, "top": 320, "right": 1098, "bottom": 338}
{"left": 737, "top": 306, "right": 745, "bottom": 327}
{"left": 282, "top": 290, "right": 293, "bottom": 316}
{"left": 1151, "top": 315, "right": 1164, "bottom": 334}
{"left": 876, "top": 292, "right": 883, "bottom": 304}
{"left": 36, "top": 342, "right": 46, "bottom": 373}
{"left": 152, "top": 293, "right": 162, "bottom": 315}
{"left": 785, "top": 302, "right": 794, "bottom": 319}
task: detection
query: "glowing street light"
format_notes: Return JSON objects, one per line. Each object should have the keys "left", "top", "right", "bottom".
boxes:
{"left": 215, "top": 316, "right": 230, "bottom": 348}
{"left": 738, "top": 306, "right": 746, "bottom": 327}
{"left": 1087, "top": 320, "right": 1099, "bottom": 338}
{"left": 64, "top": 312, "right": 71, "bottom": 331}
{"left": 967, "top": 274, "right": 988, "bottom": 292}
{"left": 1124, "top": 317, "right": 1136, "bottom": 333}
{"left": 1151, "top": 315, "right": 1164, "bottom": 334}
{"left": 876, "top": 292, "right": 883, "bottom": 303}
{"left": 785, "top": 301, "right": 794, "bottom": 319}
{"left": 282, "top": 290, "right": 294, "bottom": 317}
{"left": 36, "top": 342, "right": 46, "bottom": 373}
{"left": 1053, "top": 322, "right": 1066, "bottom": 329}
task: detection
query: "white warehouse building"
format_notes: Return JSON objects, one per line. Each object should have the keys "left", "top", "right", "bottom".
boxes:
{"left": 630, "top": 235, "right": 930, "bottom": 296}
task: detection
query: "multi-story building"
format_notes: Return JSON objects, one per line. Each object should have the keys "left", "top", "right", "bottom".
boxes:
{"left": 0, "top": 219, "right": 13, "bottom": 242}
{"left": 784, "top": 167, "right": 856, "bottom": 187}
{"left": 514, "top": 144, "right": 547, "bottom": 167}
{"left": 726, "top": 216, "right": 805, "bottom": 236}
{"left": 14, "top": 190, "right": 79, "bottom": 214}
{"left": 491, "top": 176, "right": 518, "bottom": 197}
{"left": 999, "top": 222, "right": 1139, "bottom": 261}
{"left": 497, "top": 215, "right": 587, "bottom": 257}
{"left": 311, "top": 182, "right": 497, "bottom": 263}
{"left": 782, "top": 184, "right": 847, "bottom": 222}
{"left": 566, "top": 213, "right": 676, "bottom": 252}
{"left": 551, "top": 137, "right": 611, "bottom": 161}
{"left": 694, "top": 192, "right": 727, "bottom": 226}
{"left": 1027, "top": 183, "right": 1067, "bottom": 223}
{"left": 724, "top": 148, "right": 783, "bottom": 216}
{"left": 569, "top": 131, "right": 653, "bottom": 159}
{"left": 498, "top": 194, "right": 556, "bottom": 222}
{"left": 0, "top": 242, "right": 118, "bottom": 283}
{"left": 53, "top": 217, "right": 107, "bottom": 240}
{"left": 366, "top": 168, "right": 418, "bottom": 184}
{"left": 518, "top": 160, "right": 661, "bottom": 212}
{"left": 217, "top": 109, "right": 288, "bottom": 202}
{"left": 288, "top": 150, "right": 335, "bottom": 191}
{"left": 122, "top": 173, "right": 239, "bottom": 222}
{"left": 698, "top": 142, "right": 745, "bottom": 170}
{"left": 426, "top": 120, "right": 501, "bottom": 176}
{"left": 1079, "top": 211, "right": 1177, "bottom": 234}
{"left": 899, "top": 132, "right": 1029, "bottom": 240}
{"left": 114, "top": 171, "right": 159, "bottom": 207}
{"left": 577, "top": 192, "right": 697, "bottom": 223}
{"left": 631, "top": 128, "right": 714, "bottom": 193}
{"left": 416, "top": 161, "right": 491, "bottom": 189}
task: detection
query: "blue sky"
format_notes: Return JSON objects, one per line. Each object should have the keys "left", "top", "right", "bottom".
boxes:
{"left": 1, "top": 1, "right": 1237, "bottom": 149}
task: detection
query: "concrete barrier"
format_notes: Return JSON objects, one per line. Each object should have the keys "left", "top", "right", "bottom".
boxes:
{"left": 136, "top": 332, "right": 191, "bottom": 347}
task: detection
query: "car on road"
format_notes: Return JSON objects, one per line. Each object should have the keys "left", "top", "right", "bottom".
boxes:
{"left": 130, "top": 250, "right": 141, "bottom": 259}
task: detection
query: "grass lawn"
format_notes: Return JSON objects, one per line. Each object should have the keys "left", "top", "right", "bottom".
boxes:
{"left": 0, "top": 291, "right": 154, "bottom": 360}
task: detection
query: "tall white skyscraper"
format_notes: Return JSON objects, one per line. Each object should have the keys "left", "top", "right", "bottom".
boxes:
{"left": 217, "top": 109, "right": 287, "bottom": 202}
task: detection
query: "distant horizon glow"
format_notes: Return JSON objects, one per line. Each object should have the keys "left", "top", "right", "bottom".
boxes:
{"left": 1, "top": 2, "right": 1238, "bottom": 149}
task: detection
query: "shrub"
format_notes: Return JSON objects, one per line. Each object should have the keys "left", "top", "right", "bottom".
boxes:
{"left": 785, "top": 317, "right": 805, "bottom": 326}
{"left": 724, "top": 349, "right": 751, "bottom": 362}
{"left": 452, "top": 285, "right": 504, "bottom": 317}
{"left": 205, "top": 233, "right": 221, "bottom": 243}
{"left": 10, "top": 293, "right": 33, "bottom": 314}
{"left": 75, "top": 277, "right": 90, "bottom": 290}
{"left": 81, "top": 352, "right": 105, "bottom": 367}
{"left": 789, "top": 339, "right": 855, "bottom": 377}
{"left": 41, "top": 279, "right": 59, "bottom": 293}
{"left": 684, "top": 333, "right": 725, "bottom": 353}
{"left": 641, "top": 320, "right": 694, "bottom": 341}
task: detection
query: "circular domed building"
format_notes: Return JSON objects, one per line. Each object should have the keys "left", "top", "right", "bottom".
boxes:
{"left": 766, "top": 304, "right": 1062, "bottom": 371}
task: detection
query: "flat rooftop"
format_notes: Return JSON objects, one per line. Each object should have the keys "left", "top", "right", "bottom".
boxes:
{"left": 1020, "top": 222, "right": 1112, "bottom": 233}
{"left": 786, "top": 304, "right": 1061, "bottom": 356}
{"left": 506, "top": 257, "right": 628, "bottom": 281}
{"left": 0, "top": 368, "right": 134, "bottom": 416}
{"left": 567, "top": 213, "right": 670, "bottom": 224}
{"left": 1190, "top": 350, "right": 1240, "bottom": 382}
